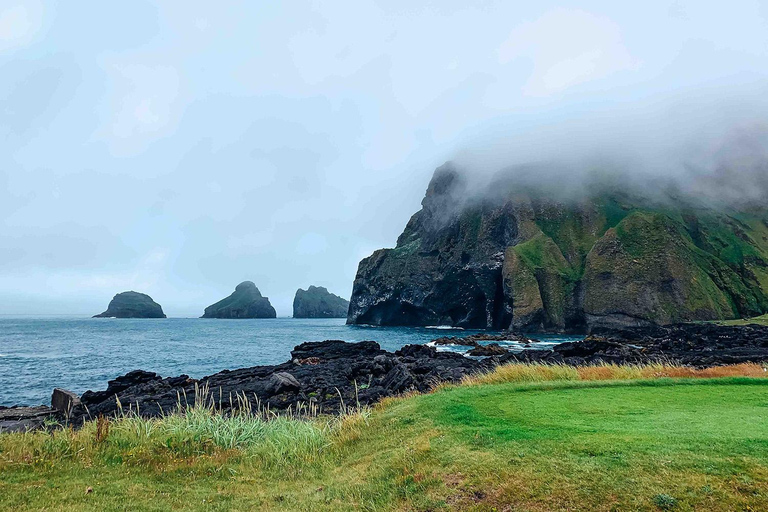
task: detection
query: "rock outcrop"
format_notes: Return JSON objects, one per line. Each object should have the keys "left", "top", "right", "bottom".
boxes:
{"left": 348, "top": 163, "right": 768, "bottom": 331}
{"left": 93, "top": 291, "right": 166, "bottom": 318}
{"left": 73, "top": 340, "right": 485, "bottom": 421}
{"left": 510, "top": 322, "right": 768, "bottom": 367}
{"left": 0, "top": 388, "right": 83, "bottom": 432}
{"left": 202, "top": 281, "right": 276, "bottom": 319}
{"left": 293, "top": 286, "right": 349, "bottom": 318}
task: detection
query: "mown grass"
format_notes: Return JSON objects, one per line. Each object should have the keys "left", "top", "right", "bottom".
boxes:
{"left": 2, "top": 363, "right": 768, "bottom": 511}
{"left": 710, "top": 313, "right": 768, "bottom": 326}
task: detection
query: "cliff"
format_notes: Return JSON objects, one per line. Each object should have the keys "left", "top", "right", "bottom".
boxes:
{"left": 202, "top": 281, "right": 276, "bottom": 319}
{"left": 293, "top": 286, "right": 349, "bottom": 318}
{"left": 93, "top": 291, "right": 166, "bottom": 319}
{"left": 348, "top": 163, "right": 768, "bottom": 331}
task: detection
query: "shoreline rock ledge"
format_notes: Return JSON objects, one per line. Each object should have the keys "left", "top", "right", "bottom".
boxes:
{"left": 93, "top": 291, "right": 166, "bottom": 318}
{"left": 293, "top": 285, "right": 350, "bottom": 318}
{"left": 202, "top": 281, "right": 277, "bottom": 319}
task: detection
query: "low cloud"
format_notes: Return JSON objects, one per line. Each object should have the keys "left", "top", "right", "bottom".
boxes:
{"left": 498, "top": 8, "right": 640, "bottom": 96}
{"left": 0, "top": 1, "right": 44, "bottom": 51}
{"left": 453, "top": 86, "right": 768, "bottom": 207}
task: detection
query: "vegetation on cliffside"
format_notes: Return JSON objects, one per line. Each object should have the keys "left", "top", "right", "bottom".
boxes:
{"left": 348, "top": 164, "right": 768, "bottom": 331}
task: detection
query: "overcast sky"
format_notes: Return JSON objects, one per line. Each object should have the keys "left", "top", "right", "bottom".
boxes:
{"left": 2, "top": 1, "right": 768, "bottom": 317}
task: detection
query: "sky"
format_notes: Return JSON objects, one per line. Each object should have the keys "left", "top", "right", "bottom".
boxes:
{"left": 1, "top": 1, "right": 768, "bottom": 317}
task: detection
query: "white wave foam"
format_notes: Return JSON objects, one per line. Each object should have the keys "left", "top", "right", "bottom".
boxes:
{"left": 424, "top": 325, "right": 464, "bottom": 330}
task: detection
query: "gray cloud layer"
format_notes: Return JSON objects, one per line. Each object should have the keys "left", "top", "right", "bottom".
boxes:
{"left": 1, "top": 1, "right": 767, "bottom": 316}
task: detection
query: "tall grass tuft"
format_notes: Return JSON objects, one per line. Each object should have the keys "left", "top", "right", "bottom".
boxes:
{"left": 0, "top": 383, "right": 370, "bottom": 471}
{"left": 462, "top": 361, "right": 768, "bottom": 386}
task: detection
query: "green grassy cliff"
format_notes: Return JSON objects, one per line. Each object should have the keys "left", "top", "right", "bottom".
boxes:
{"left": 348, "top": 164, "right": 768, "bottom": 331}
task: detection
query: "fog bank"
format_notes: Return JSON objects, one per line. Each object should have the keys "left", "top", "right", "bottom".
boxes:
{"left": 452, "top": 86, "right": 768, "bottom": 207}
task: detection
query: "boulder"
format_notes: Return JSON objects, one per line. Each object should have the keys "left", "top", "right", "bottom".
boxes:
{"left": 202, "top": 281, "right": 276, "bottom": 319}
{"left": 266, "top": 372, "right": 301, "bottom": 394}
{"left": 51, "top": 388, "right": 81, "bottom": 414}
{"left": 93, "top": 291, "right": 166, "bottom": 318}
{"left": 467, "top": 343, "right": 508, "bottom": 356}
{"left": 380, "top": 364, "right": 416, "bottom": 393}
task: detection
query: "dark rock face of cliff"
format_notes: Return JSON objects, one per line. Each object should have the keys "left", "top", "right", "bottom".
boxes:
{"left": 348, "top": 163, "right": 768, "bottom": 332}
{"left": 293, "top": 286, "right": 349, "bottom": 318}
{"left": 93, "top": 291, "right": 166, "bottom": 318}
{"left": 202, "top": 281, "right": 276, "bottom": 319}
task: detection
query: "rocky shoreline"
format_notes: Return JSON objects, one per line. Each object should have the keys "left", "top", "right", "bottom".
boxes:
{"left": 3, "top": 323, "right": 768, "bottom": 432}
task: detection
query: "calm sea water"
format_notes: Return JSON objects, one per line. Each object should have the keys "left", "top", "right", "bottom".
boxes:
{"left": 0, "top": 317, "right": 580, "bottom": 407}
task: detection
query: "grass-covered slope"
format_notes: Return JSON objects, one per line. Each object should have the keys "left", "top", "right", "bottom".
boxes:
{"left": 348, "top": 164, "right": 768, "bottom": 331}
{"left": 2, "top": 364, "right": 768, "bottom": 511}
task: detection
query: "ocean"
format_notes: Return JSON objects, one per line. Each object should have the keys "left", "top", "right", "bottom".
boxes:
{"left": 0, "top": 317, "right": 580, "bottom": 407}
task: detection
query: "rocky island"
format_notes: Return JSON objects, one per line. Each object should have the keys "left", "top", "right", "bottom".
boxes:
{"left": 202, "top": 281, "right": 277, "bottom": 319}
{"left": 293, "top": 285, "right": 349, "bottom": 318}
{"left": 93, "top": 291, "right": 166, "bottom": 318}
{"left": 348, "top": 163, "right": 768, "bottom": 332}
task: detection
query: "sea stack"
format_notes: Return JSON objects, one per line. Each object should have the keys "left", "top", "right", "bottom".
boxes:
{"left": 93, "top": 291, "right": 166, "bottom": 318}
{"left": 293, "top": 286, "right": 349, "bottom": 318}
{"left": 202, "top": 281, "right": 276, "bottom": 319}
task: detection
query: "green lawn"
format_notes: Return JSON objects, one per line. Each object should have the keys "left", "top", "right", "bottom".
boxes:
{"left": 2, "top": 378, "right": 768, "bottom": 511}
{"left": 710, "top": 313, "right": 768, "bottom": 326}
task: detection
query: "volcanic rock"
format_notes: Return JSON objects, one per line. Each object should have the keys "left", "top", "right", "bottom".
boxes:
{"left": 467, "top": 343, "right": 509, "bottom": 356}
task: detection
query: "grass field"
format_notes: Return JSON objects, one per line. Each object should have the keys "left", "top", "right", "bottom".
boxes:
{"left": 2, "top": 364, "right": 768, "bottom": 511}
{"left": 709, "top": 313, "right": 768, "bottom": 326}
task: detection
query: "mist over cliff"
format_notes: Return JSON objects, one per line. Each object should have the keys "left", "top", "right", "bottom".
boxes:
{"left": 449, "top": 90, "right": 768, "bottom": 209}
{"left": 348, "top": 92, "right": 768, "bottom": 332}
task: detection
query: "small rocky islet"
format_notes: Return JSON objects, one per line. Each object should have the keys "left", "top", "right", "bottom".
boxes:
{"left": 293, "top": 285, "right": 349, "bottom": 318}
{"left": 201, "top": 281, "right": 276, "bottom": 319}
{"left": 93, "top": 291, "right": 166, "bottom": 319}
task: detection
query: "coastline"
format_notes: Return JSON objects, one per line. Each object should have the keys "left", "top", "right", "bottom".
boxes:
{"left": 3, "top": 322, "right": 768, "bottom": 433}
